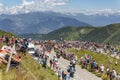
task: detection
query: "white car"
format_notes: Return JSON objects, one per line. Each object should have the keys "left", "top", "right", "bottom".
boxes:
{"left": 28, "top": 43, "right": 35, "bottom": 54}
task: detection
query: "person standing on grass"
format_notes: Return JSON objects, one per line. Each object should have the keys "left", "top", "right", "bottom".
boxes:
{"left": 0, "top": 36, "right": 3, "bottom": 43}
{"left": 109, "top": 69, "right": 113, "bottom": 80}
{"left": 116, "top": 73, "right": 120, "bottom": 80}
{"left": 49, "top": 58, "right": 53, "bottom": 69}
{"left": 112, "top": 69, "right": 117, "bottom": 80}
{"left": 5, "top": 34, "right": 10, "bottom": 44}
{"left": 11, "top": 36, "right": 15, "bottom": 45}
{"left": 53, "top": 59, "right": 56, "bottom": 70}
{"left": 93, "top": 60, "right": 97, "bottom": 69}
{"left": 42, "top": 58, "right": 47, "bottom": 69}
{"left": 100, "top": 64, "right": 104, "bottom": 73}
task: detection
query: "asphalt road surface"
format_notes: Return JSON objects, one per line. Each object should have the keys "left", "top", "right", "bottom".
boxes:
{"left": 35, "top": 45, "right": 102, "bottom": 80}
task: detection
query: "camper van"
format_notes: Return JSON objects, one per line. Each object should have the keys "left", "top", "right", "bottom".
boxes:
{"left": 28, "top": 43, "right": 35, "bottom": 54}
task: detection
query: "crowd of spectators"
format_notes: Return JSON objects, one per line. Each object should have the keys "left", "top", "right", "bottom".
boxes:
{"left": 1, "top": 34, "right": 120, "bottom": 80}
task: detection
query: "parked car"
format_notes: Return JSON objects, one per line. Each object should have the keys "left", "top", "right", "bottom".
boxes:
{"left": 28, "top": 43, "right": 35, "bottom": 54}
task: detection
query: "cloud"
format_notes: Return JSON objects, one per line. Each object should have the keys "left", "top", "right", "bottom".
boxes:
{"left": 0, "top": 0, "right": 69, "bottom": 14}
{"left": 0, "top": 3, "right": 3, "bottom": 6}
{"left": 41, "top": 0, "right": 68, "bottom": 6}
{"left": 1, "top": 0, "right": 119, "bottom": 15}
{"left": 25, "top": 0, "right": 68, "bottom": 10}
{"left": 22, "top": 0, "right": 34, "bottom": 6}
{"left": 0, "top": 3, "right": 4, "bottom": 12}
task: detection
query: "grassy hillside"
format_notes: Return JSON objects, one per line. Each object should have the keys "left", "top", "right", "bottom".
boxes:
{"left": 19, "top": 23, "right": 120, "bottom": 45}
{"left": 68, "top": 49, "right": 120, "bottom": 72}
{"left": 19, "top": 33, "right": 44, "bottom": 40}
{"left": 1, "top": 54, "right": 57, "bottom": 80}
{"left": 18, "top": 26, "right": 95, "bottom": 40}
{"left": 45, "top": 26, "right": 95, "bottom": 40}
{"left": 102, "top": 24, "right": 120, "bottom": 45}
{"left": 0, "top": 30, "right": 16, "bottom": 38}
{"left": 67, "top": 49, "right": 120, "bottom": 78}
{"left": 0, "top": 45, "right": 57, "bottom": 80}
{"left": 45, "top": 23, "right": 120, "bottom": 45}
{"left": 0, "top": 30, "right": 57, "bottom": 80}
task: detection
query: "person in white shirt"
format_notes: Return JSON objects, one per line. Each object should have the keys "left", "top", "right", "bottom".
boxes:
{"left": 1, "top": 44, "right": 17, "bottom": 54}
{"left": 100, "top": 64, "right": 104, "bottom": 74}
{"left": 112, "top": 69, "right": 117, "bottom": 79}
{"left": 116, "top": 73, "right": 120, "bottom": 80}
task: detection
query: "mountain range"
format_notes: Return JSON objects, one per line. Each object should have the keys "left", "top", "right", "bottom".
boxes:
{"left": 0, "top": 10, "right": 120, "bottom": 34}
{"left": 70, "top": 13, "right": 120, "bottom": 26}
{"left": 0, "top": 11, "right": 89, "bottom": 34}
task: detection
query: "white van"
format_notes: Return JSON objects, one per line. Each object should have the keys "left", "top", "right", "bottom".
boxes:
{"left": 28, "top": 43, "right": 35, "bottom": 54}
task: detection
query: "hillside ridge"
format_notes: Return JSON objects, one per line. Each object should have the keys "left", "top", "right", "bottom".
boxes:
{"left": 19, "top": 23, "right": 120, "bottom": 45}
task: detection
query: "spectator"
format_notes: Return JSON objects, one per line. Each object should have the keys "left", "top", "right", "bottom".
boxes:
{"left": 11, "top": 36, "right": 15, "bottom": 45}
{"left": 58, "top": 68, "right": 62, "bottom": 80}
{"left": 116, "top": 73, "right": 120, "bottom": 80}
{"left": 62, "top": 70, "right": 66, "bottom": 80}
{"left": 42, "top": 59, "right": 47, "bottom": 69}
{"left": 49, "top": 58, "right": 53, "bottom": 69}
{"left": 100, "top": 64, "right": 104, "bottom": 74}
{"left": 66, "top": 72, "right": 70, "bottom": 80}
{"left": 5, "top": 34, "right": 10, "bottom": 44}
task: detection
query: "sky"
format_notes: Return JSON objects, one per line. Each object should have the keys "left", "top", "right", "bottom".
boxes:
{"left": 0, "top": 0, "right": 120, "bottom": 13}
{"left": 68, "top": 0, "right": 120, "bottom": 10}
